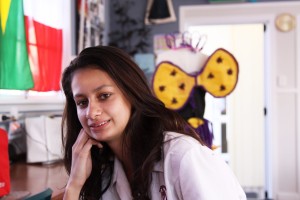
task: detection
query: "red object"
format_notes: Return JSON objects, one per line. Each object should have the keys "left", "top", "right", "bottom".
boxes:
{"left": 0, "top": 128, "right": 10, "bottom": 197}
{"left": 23, "top": 0, "right": 64, "bottom": 91}
{"left": 24, "top": 16, "right": 63, "bottom": 91}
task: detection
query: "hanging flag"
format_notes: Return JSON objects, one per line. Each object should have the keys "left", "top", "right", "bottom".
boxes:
{"left": 0, "top": 0, "right": 34, "bottom": 90}
{"left": 24, "top": 0, "right": 63, "bottom": 91}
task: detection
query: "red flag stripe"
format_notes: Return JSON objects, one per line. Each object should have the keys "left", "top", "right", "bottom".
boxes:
{"left": 24, "top": 15, "right": 63, "bottom": 91}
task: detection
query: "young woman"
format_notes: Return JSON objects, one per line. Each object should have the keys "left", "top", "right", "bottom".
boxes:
{"left": 61, "top": 46, "right": 246, "bottom": 200}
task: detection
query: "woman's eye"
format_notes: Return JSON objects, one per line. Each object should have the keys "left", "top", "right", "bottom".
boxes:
{"left": 99, "top": 93, "right": 111, "bottom": 100}
{"left": 76, "top": 100, "right": 87, "bottom": 107}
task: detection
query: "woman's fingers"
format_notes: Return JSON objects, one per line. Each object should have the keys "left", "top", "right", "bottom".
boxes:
{"left": 73, "top": 129, "right": 103, "bottom": 153}
{"left": 72, "top": 129, "right": 89, "bottom": 150}
{"left": 80, "top": 137, "right": 103, "bottom": 155}
{"left": 90, "top": 138, "right": 104, "bottom": 149}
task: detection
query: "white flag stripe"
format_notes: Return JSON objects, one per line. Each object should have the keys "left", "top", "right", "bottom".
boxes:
{"left": 23, "top": 0, "right": 63, "bottom": 29}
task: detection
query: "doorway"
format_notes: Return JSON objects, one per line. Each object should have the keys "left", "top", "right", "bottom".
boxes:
{"left": 180, "top": 2, "right": 300, "bottom": 199}
{"left": 187, "top": 24, "right": 265, "bottom": 198}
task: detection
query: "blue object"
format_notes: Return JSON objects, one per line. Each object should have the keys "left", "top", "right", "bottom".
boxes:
{"left": 209, "top": 0, "right": 246, "bottom": 2}
{"left": 133, "top": 53, "right": 155, "bottom": 84}
{"left": 25, "top": 188, "right": 53, "bottom": 200}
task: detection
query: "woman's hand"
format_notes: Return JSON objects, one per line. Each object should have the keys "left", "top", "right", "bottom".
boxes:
{"left": 64, "top": 129, "right": 103, "bottom": 200}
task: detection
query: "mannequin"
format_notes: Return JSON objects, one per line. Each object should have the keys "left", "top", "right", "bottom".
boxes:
{"left": 153, "top": 37, "right": 239, "bottom": 148}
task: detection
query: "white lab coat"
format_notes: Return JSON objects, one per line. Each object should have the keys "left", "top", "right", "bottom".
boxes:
{"left": 102, "top": 131, "right": 246, "bottom": 200}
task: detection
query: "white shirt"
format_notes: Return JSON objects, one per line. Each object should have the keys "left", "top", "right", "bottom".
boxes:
{"left": 102, "top": 131, "right": 247, "bottom": 200}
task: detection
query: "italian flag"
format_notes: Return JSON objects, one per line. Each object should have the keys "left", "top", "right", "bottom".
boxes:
{"left": 0, "top": 0, "right": 63, "bottom": 91}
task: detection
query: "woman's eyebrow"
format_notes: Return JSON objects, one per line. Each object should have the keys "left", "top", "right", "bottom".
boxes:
{"left": 92, "top": 84, "right": 114, "bottom": 93}
{"left": 73, "top": 84, "right": 114, "bottom": 98}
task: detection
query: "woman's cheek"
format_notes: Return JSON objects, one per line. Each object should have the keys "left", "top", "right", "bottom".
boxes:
{"left": 78, "top": 110, "right": 91, "bottom": 135}
{"left": 77, "top": 110, "right": 86, "bottom": 126}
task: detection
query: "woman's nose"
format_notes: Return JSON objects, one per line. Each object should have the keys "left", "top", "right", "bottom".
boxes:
{"left": 85, "top": 102, "right": 102, "bottom": 120}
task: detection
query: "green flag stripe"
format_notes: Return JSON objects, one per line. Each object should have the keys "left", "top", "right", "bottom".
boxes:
{"left": 0, "top": 0, "right": 34, "bottom": 90}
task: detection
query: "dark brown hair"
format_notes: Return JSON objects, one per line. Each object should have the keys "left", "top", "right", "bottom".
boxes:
{"left": 61, "top": 46, "right": 202, "bottom": 200}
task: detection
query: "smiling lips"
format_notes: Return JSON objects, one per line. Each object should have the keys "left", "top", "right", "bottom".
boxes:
{"left": 89, "top": 120, "right": 111, "bottom": 129}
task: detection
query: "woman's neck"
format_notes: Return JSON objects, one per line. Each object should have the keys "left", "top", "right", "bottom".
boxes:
{"left": 109, "top": 138, "right": 133, "bottom": 182}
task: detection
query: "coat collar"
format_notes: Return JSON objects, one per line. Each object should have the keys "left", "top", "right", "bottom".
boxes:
{"left": 111, "top": 155, "right": 164, "bottom": 185}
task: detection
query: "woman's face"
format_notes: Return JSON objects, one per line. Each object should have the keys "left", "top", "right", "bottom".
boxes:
{"left": 71, "top": 67, "right": 131, "bottom": 147}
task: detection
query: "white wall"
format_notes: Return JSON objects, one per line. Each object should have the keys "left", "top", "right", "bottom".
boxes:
{"left": 227, "top": 24, "right": 265, "bottom": 188}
